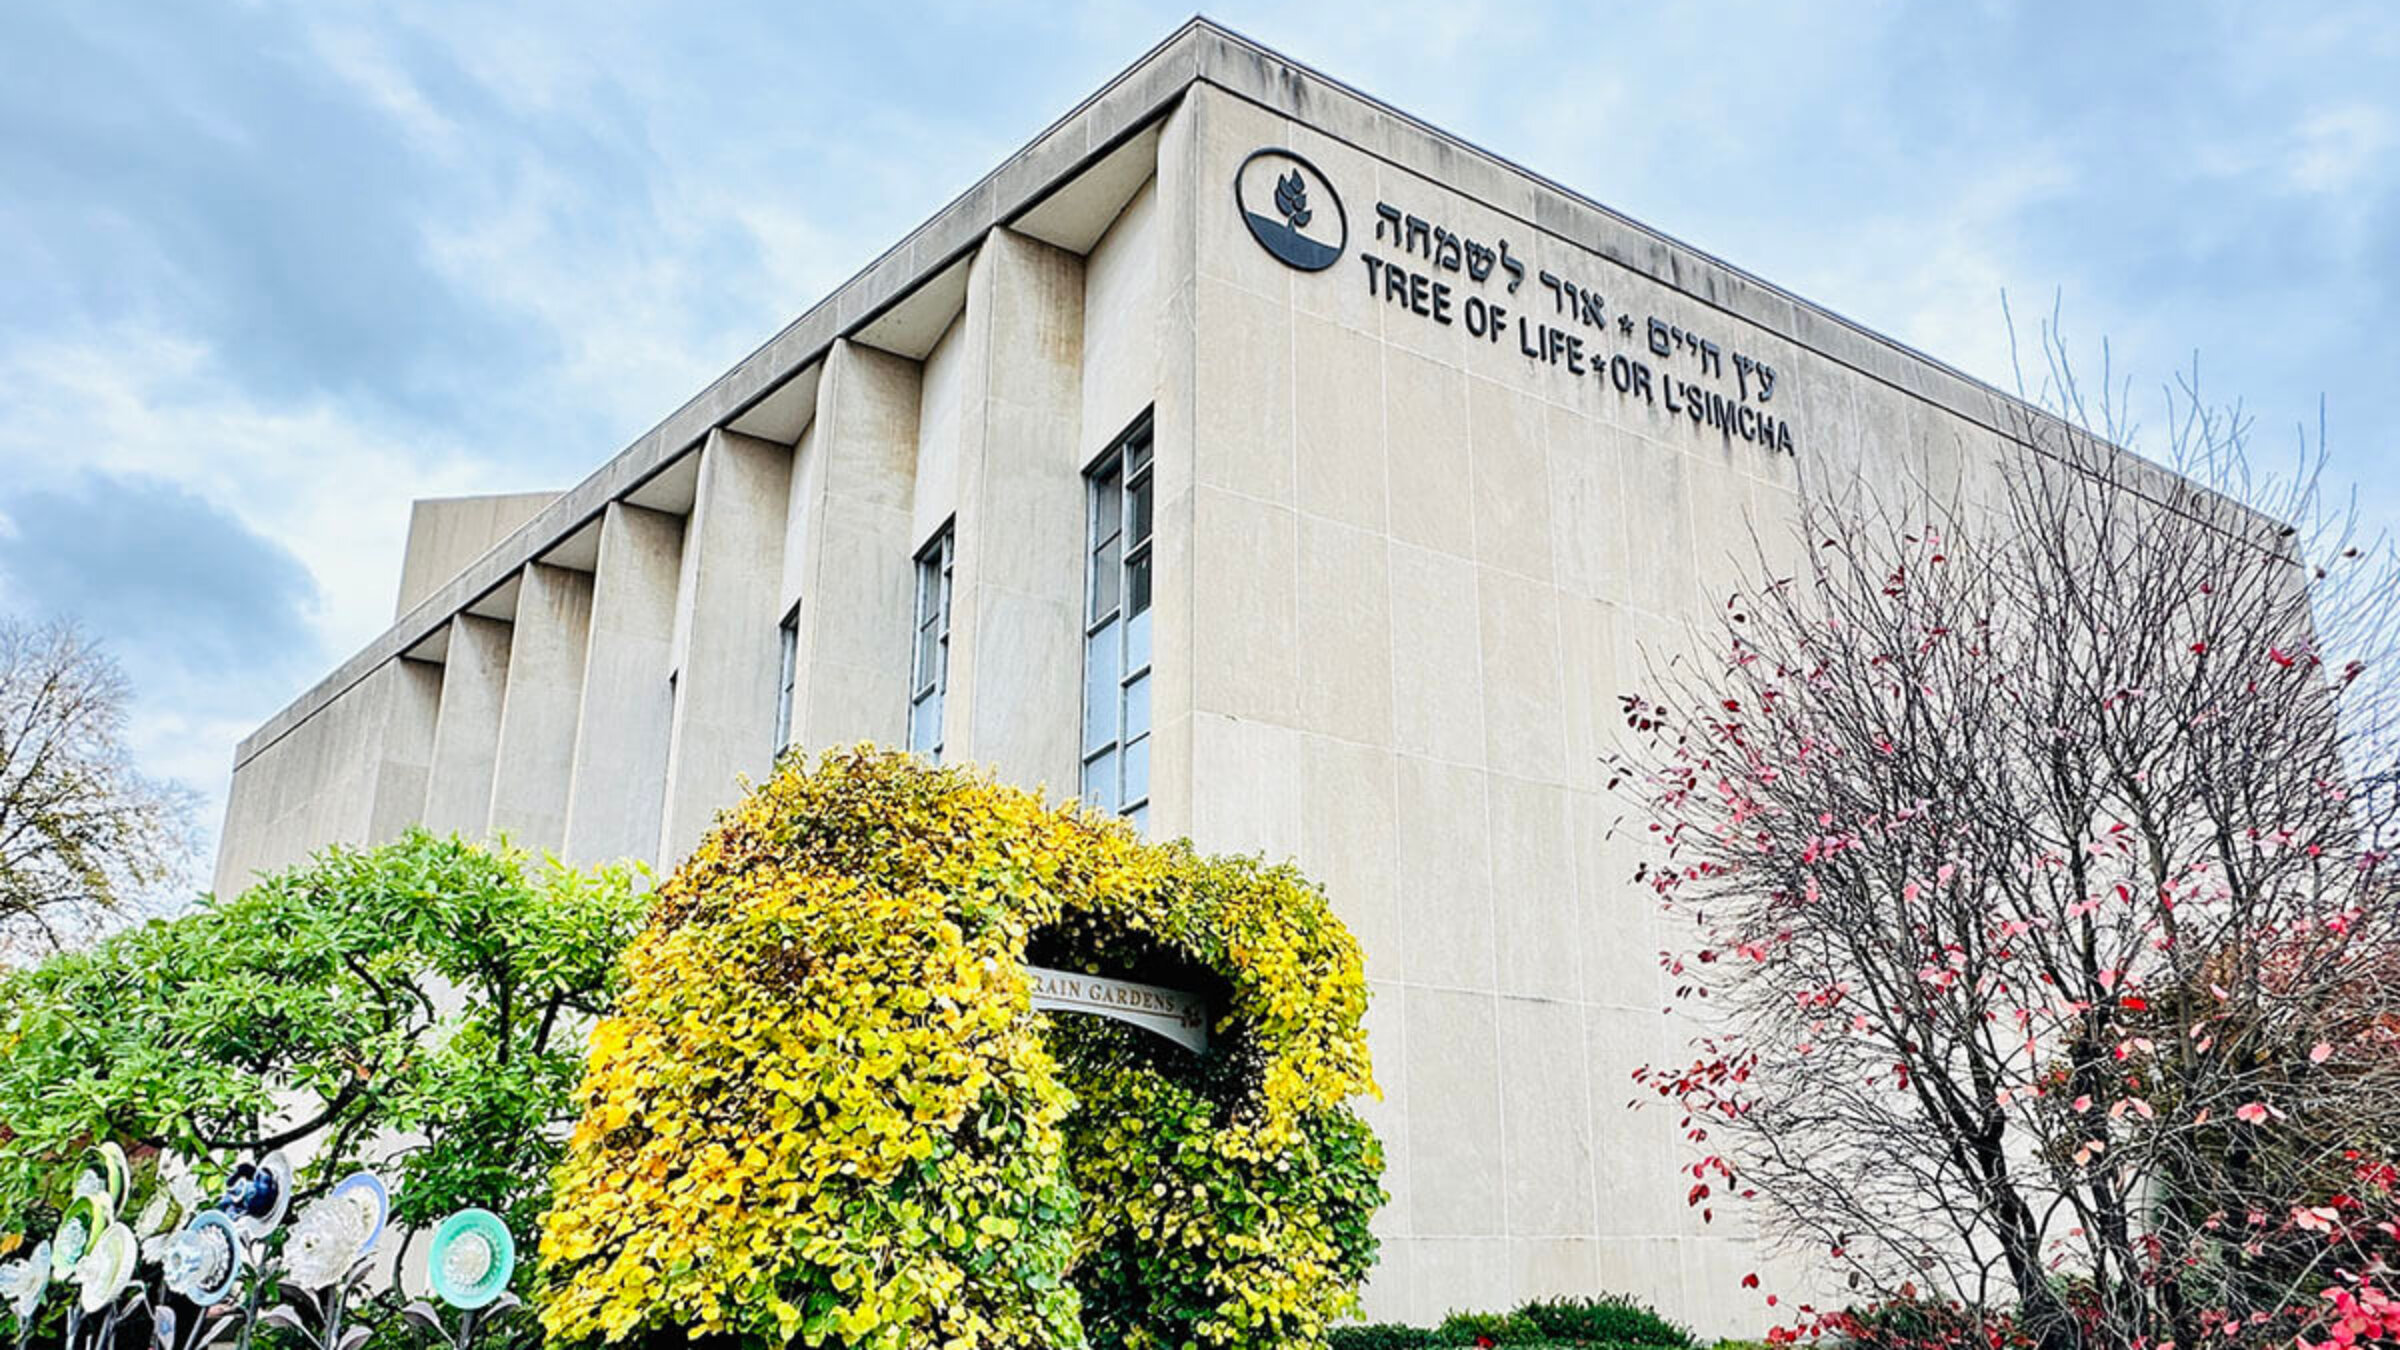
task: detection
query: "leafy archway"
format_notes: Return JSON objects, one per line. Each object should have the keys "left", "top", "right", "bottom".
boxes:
{"left": 536, "top": 749, "right": 1383, "bottom": 1350}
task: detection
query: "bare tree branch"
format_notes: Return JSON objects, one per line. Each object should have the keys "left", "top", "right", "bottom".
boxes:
{"left": 1614, "top": 324, "right": 2400, "bottom": 1349}
{"left": 0, "top": 617, "right": 196, "bottom": 963}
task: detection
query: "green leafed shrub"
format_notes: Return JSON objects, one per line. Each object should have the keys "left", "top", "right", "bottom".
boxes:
{"left": 538, "top": 748, "right": 1385, "bottom": 1350}
{"left": 1327, "top": 1325, "right": 1438, "bottom": 1350}
{"left": 1337, "top": 1292, "right": 1704, "bottom": 1350}
{"left": 1517, "top": 1294, "right": 1694, "bottom": 1347}
{"left": 1433, "top": 1309, "right": 1548, "bottom": 1344}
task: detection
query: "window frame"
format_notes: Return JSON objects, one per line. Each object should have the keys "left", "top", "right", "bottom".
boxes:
{"left": 774, "top": 600, "right": 802, "bottom": 754}
{"left": 1079, "top": 412, "right": 1155, "bottom": 827}
{"left": 908, "top": 521, "right": 956, "bottom": 762}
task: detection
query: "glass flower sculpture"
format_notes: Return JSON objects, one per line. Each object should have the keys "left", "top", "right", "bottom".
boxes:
{"left": 48, "top": 1194, "right": 108, "bottom": 1281}
{"left": 160, "top": 1211, "right": 243, "bottom": 1308}
{"left": 138, "top": 1161, "right": 204, "bottom": 1262}
{"left": 0, "top": 1243, "right": 47, "bottom": 1323}
{"left": 282, "top": 1173, "right": 388, "bottom": 1290}
{"left": 134, "top": 1193, "right": 170, "bottom": 1240}
{"left": 134, "top": 1186, "right": 177, "bottom": 1264}
{"left": 71, "top": 1223, "right": 135, "bottom": 1315}
{"left": 221, "top": 1151, "right": 291, "bottom": 1240}
{"left": 426, "top": 1210, "right": 513, "bottom": 1311}
{"left": 75, "top": 1146, "right": 129, "bottom": 1212}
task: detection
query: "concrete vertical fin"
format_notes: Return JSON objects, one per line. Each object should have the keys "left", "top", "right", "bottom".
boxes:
{"left": 366, "top": 658, "right": 444, "bottom": 846}
{"left": 562, "top": 502, "right": 685, "bottom": 868}
{"left": 214, "top": 654, "right": 444, "bottom": 893}
{"left": 487, "top": 562, "right": 595, "bottom": 854}
{"left": 1144, "top": 97, "right": 1200, "bottom": 839}
{"left": 422, "top": 614, "right": 514, "bottom": 839}
{"left": 943, "top": 227, "right": 1088, "bottom": 794}
{"left": 658, "top": 429, "right": 793, "bottom": 864}
{"left": 789, "top": 338, "right": 922, "bottom": 754}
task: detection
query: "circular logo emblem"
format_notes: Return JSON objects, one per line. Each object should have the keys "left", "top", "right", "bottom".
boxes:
{"left": 1235, "top": 148, "right": 1346, "bottom": 272}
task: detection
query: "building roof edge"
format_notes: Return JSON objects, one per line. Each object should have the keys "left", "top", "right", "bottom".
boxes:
{"left": 234, "top": 15, "right": 2216, "bottom": 771}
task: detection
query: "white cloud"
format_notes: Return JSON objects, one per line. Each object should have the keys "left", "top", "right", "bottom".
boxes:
{"left": 2288, "top": 103, "right": 2394, "bottom": 195}
{"left": 416, "top": 162, "right": 744, "bottom": 441}
{"left": 304, "top": 17, "right": 464, "bottom": 156}
{"left": 0, "top": 321, "right": 504, "bottom": 848}
{"left": 0, "top": 324, "right": 495, "bottom": 647}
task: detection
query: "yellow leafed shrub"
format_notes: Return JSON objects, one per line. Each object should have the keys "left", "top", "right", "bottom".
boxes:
{"left": 537, "top": 747, "right": 1383, "bottom": 1350}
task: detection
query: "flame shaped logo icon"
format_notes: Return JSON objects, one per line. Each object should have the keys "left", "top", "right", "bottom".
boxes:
{"left": 1238, "top": 149, "right": 1345, "bottom": 272}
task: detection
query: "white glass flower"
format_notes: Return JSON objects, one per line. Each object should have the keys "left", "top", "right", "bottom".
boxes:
{"left": 281, "top": 1206, "right": 355, "bottom": 1290}
{"left": 47, "top": 1220, "right": 85, "bottom": 1282}
{"left": 134, "top": 1181, "right": 184, "bottom": 1264}
{"left": 135, "top": 1192, "right": 172, "bottom": 1239}
{"left": 0, "top": 1243, "right": 47, "bottom": 1323}
{"left": 71, "top": 1223, "right": 135, "bottom": 1314}
{"left": 282, "top": 1174, "right": 385, "bottom": 1290}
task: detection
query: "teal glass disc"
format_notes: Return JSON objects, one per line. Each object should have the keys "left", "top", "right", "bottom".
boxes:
{"left": 427, "top": 1209, "right": 514, "bottom": 1310}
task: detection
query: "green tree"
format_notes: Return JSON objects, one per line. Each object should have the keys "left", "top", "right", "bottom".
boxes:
{"left": 0, "top": 830, "right": 647, "bottom": 1256}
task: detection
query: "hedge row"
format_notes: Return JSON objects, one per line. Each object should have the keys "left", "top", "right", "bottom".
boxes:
{"left": 1330, "top": 1294, "right": 1697, "bottom": 1349}
{"left": 1327, "top": 1330, "right": 1746, "bottom": 1349}
{"left": 1333, "top": 1341, "right": 1679, "bottom": 1350}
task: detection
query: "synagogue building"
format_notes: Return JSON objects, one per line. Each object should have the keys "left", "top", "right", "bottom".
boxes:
{"left": 214, "top": 20, "right": 2134, "bottom": 1333}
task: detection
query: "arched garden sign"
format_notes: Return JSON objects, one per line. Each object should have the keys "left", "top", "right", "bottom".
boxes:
{"left": 1024, "top": 964, "right": 1207, "bottom": 1054}
{"left": 537, "top": 749, "right": 1384, "bottom": 1350}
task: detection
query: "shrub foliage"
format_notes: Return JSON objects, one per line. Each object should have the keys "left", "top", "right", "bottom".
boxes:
{"left": 1326, "top": 1292, "right": 1696, "bottom": 1348}
{"left": 0, "top": 830, "right": 645, "bottom": 1242}
{"left": 1516, "top": 1294, "right": 1692, "bottom": 1346}
{"left": 537, "top": 748, "right": 1384, "bottom": 1349}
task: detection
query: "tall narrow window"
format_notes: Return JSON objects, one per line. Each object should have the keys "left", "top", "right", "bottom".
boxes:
{"left": 1082, "top": 413, "right": 1153, "bottom": 829}
{"left": 908, "top": 524, "right": 955, "bottom": 761}
{"left": 663, "top": 670, "right": 681, "bottom": 775}
{"left": 774, "top": 601, "right": 801, "bottom": 753}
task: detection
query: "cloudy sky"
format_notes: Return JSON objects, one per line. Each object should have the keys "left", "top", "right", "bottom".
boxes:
{"left": 2, "top": 2, "right": 2394, "bottom": 885}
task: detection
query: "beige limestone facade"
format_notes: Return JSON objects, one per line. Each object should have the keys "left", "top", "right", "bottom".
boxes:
{"left": 211, "top": 20, "right": 2177, "bottom": 1334}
